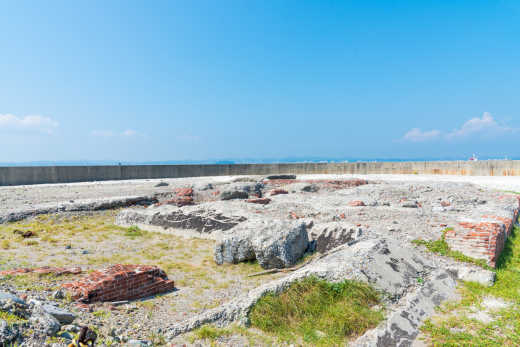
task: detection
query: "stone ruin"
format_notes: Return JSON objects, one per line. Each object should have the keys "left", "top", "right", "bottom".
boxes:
{"left": 113, "top": 175, "right": 520, "bottom": 345}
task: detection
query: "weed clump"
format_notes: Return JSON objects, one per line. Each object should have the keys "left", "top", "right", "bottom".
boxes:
{"left": 249, "top": 276, "right": 383, "bottom": 345}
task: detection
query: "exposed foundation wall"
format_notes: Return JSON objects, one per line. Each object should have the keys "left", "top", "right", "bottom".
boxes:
{"left": 2, "top": 160, "right": 520, "bottom": 186}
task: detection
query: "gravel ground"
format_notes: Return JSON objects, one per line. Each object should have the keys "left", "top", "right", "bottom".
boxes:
{"left": 2, "top": 174, "right": 519, "bottom": 216}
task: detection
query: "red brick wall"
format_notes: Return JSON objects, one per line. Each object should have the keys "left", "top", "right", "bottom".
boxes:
{"left": 445, "top": 198, "right": 519, "bottom": 267}
{"left": 62, "top": 264, "right": 175, "bottom": 303}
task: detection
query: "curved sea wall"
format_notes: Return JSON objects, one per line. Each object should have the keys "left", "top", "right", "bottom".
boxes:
{"left": 1, "top": 160, "right": 520, "bottom": 186}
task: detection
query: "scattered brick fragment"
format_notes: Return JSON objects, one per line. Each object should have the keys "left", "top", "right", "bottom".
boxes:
{"left": 270, "top": 189, "right": 289, "bottom": 196}
{"left": 62, "top": 264, "right": 175, "bottom": 303}
{"left": 440, "top": 201, "right": 451, "bottom": 207}
{"left": 348, "top": 200, "right": 366, "bottom": 207}
{"left": 289, "top": 211, "right": 302, "bottom": 219}
{"left": 247, "top": 198, "right": 271, "bottom": 205}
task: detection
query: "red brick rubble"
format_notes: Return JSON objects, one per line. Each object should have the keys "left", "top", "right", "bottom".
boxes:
{"left": 156, "top": 187, "right": 194, "bottom": 207}
{"left": 348, "top": 200, "right": 366, "bottom": 207}
{"left": 62, "top": 264, "right": 175, "bottom": 303}
{"left": 270, "top": 189, "right": 289, "bottom": 196}
{"left": 247, "top": 198, "right": 271, "bottom": 205}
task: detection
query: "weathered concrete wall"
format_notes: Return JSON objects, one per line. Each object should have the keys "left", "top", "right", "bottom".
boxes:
{"left": 1, "top": 160, "right": 520, "bottom": 186}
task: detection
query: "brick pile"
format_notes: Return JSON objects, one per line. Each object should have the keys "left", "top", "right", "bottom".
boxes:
{"left": 0, "top": 266, "right": 82, "bottom": 277}
{"left": 62, "top": 264, "right": 175, "bottom": 303}
{"left": 445, "top": 195, "right": 520, "bottom": 267}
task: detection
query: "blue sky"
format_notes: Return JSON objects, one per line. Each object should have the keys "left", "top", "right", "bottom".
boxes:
{"left": 1, "top": 1, "right": 519, "bottom": 163}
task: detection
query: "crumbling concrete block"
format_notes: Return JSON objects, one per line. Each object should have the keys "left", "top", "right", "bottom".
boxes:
{"left": 215, "top": 220, "right": 309, "bottom": 269}
{"left": 116, "top": 204, "right": 247, "bottom": 236}
{"left": 309, "top": 222, "right": 364, "bottom": 253}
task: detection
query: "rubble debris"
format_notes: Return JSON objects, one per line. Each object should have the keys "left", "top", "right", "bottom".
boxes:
{"left": 62, "top": 265, "right": 175, "bottom": 303}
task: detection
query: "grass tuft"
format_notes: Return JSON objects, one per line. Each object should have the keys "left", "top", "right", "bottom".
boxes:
{"left": 0, "top": 310, "right": 27, "bottom": 324}
{"left": 249, "top": 276, "right": 384, "bottom": 346}
{"left": 124, "top": 225, "right": 146, "bottom": 238}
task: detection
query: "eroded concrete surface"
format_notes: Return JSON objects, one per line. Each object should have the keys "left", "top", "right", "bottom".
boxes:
{"left": 1, "top": 174, "right": 519, "bottom": 346}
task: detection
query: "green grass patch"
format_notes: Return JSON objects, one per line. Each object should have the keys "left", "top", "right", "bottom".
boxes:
{"left": 124, "top": 225, "right": 146, "bottom": 238}
{"left": 412, "top": 228, "right": 492, "bottom": 270}
{"left": 0, "top": 310, "right": 27, "bottom": 324}
{"left": 249, "top": 276, "right": 384, "bottom": 346}
{"left": 420, "top": 223, "right": 520, "bottom": 346}
{"left": 190, "top": 325, "right": 233, "bottom": 342}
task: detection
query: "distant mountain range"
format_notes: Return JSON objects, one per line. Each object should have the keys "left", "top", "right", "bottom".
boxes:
{"left": 0, "top": 156, "right": 517, "bottom": 167}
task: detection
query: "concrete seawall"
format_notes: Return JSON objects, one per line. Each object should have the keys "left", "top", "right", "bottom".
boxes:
{"left": 1, "top": 160, "right": 520, "bottom": 186}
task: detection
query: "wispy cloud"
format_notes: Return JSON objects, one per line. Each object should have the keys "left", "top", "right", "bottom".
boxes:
{"left": 0, "top": 114, "right": 59, "bottom": 134}
{"left": 446, "top": 112, "right": 512, "bottom": 138}
{"left": 122, "top": 129, "right": 137, "bottom": 137}
{"left": 403, "top": 128, "right": 441, "bottom": 142}
{"left": 91, "top": 129, "right": 142, "bottom": 137}
{"left": 401, "top": 112, "right": 515, "bottom": 142}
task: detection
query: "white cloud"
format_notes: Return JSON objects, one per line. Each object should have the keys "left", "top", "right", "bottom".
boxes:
{"left": 0, "top": 114, "right": 59, "bottom": 134}
{"left": 122, "top": 129, "right": 137, "bottom": 137}
{"left": 446, "top": 112, "right": 512, "bottom": 138}
{"left": 402, "top": 128, "right": 441, "bottom": 142}
{"left": 91, "top": 129, "right": 141, "bottom": 138}
{"left": 402, "top": 112, "right": 515, "bottom": 142}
